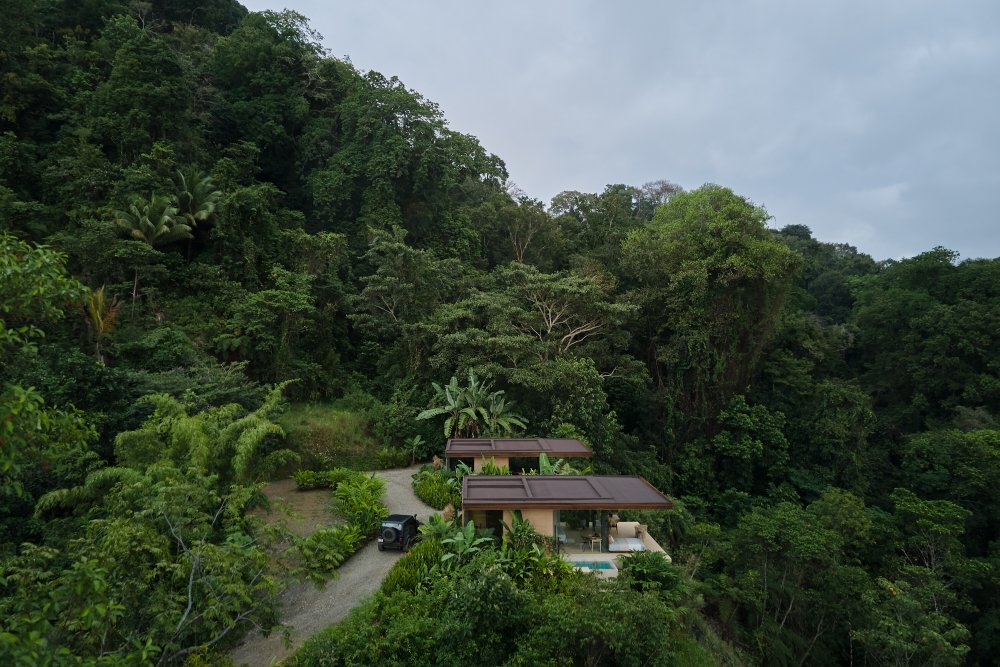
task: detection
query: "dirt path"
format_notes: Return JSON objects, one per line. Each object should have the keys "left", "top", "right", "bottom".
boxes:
{"left": 230, "top": 465, "right": 435, "bottom": 667}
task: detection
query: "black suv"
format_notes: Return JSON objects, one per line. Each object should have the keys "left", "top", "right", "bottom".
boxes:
{"left": 378, "top": 514, "right": 421, "bottom": 552}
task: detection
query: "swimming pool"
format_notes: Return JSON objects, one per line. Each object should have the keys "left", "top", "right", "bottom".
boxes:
{"left": 573, "top": 561, "right": 615, "bottom": 570}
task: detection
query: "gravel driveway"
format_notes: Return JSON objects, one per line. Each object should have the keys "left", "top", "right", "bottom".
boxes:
{"left": 230, "top": 465, "right": 435, "bottom": 667}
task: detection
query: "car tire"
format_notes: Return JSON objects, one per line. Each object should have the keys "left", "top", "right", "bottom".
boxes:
{"left": 381, "top": 527, "right": 398, "bottom": 544}
{"left": 377, "top": 543, "right": 384, "bottom": 551}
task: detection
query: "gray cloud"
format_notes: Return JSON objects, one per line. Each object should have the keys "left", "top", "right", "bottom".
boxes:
{"left": 242, "top": 0, "right": 999, "bottom": 260}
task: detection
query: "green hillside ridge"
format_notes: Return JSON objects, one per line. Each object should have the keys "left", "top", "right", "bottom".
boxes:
{"left": 1, "top": 1, "right": 998, "bottom": 665}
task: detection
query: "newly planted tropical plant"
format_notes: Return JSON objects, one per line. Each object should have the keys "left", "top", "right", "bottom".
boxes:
{"left": 334, "top": 475, "right": 388, "bottom": 536}
{"left": 405, "top": 434, "right": 425, "bottom": 465}
{"left": 479, "top": 456, "right": 511, "bottom": 475}
{"left": 536, "top": 452, "right": 583, "bottom": 475}
{"left": 417, "top": 513, "right": 455, "bottom": 542}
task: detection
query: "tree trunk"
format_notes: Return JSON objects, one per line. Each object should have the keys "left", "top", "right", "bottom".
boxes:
{"left": 131, "top": 269, "right": 139, "bottom": 320}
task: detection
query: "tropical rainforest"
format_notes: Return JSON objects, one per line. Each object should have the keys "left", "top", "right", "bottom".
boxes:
{"left": 1, "top": 1, "right": 997, "bottom": 665}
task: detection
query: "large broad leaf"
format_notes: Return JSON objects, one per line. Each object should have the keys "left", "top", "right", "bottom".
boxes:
{"left": 416, "top": 407, "right": 449, "bottom": 421}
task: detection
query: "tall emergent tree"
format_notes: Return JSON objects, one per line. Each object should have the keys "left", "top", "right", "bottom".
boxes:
{"left": 621, "top": 184, "right": 800, "bottom": 445}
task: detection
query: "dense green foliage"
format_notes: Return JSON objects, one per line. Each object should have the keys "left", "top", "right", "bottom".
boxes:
{"left": 1, "top": 1, "right": 997, "bottom": 664}
{"left": 290, "top": 522, "right": 686, "bottom": 667}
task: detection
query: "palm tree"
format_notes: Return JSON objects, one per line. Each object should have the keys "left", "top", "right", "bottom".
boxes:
{"left": 85, "top": 286, "right": 120, "bottom": 364}
{"left": 174, "top": 168, "right": 221, "bottom": 258}
{"left": 116, "top": 194, "right": 190, "bottom": 246}
{"left": 114, "top": 193, "right": 191, "bottom": 317}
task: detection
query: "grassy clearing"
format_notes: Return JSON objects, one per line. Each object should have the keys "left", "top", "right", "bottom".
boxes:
{"left": 278, "top": 402, "right": 382, "bottom": 470}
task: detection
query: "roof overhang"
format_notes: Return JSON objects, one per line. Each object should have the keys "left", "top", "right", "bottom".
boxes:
{"left": 462, "top": 475, "right": 672, "bottom": 511}
{"left": 445, "top": 438, "right": 593, "bottom": 459}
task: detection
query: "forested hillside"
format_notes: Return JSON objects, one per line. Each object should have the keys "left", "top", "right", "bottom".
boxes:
{"left": 1, "top": 2, "right": 997, "bottom": 665}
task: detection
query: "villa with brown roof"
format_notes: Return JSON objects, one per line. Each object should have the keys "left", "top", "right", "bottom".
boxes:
{"left": 445, "top": 437, "right": 593, "bottom": 472}
{"left": 461, "top": 474, "right": 672, "bottom": 558}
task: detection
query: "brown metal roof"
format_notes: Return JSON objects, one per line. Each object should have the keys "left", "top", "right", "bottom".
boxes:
{"left": 445, "top": 438, "right": 593, "bottom": 458}
{"left": 462, "top": 475, "right": 672, "bottom": 510}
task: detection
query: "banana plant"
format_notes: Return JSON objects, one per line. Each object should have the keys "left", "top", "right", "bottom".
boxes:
{"left": 441, "top": 520, "right": 492, "bottom": 568}
{"left": 417, "top": 375, "right": 467, "bottom": 438}
{"left": 417, "top": 370, "right": 527, "bottom": 439}
{"left": 406, "top": 434, "right": 425, "bottom": 465}
{"left": 417, "top": 513, "right": 455, "bottom": 542}
{"left": 483, "top": 391, "right": 528, "bottom": 436}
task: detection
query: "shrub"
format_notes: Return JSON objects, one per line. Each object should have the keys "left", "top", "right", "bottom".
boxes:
{"left": 293, "top": 469, "right": 322, "bottom": 489}
{"left": 374, "top": 447, "right": 409, "bottom": 470}
{"left": 503, "top": 543, "right": 572, "bottom": 591}
{"left": 325, "top": 467, "right": 359, "bottom": 488}
{"left": 381, "top": 539, "right": 444, "bottom": 596}
{"left": 334, "top": 475, "right": 388, "bottom": 536}
{"left": 293, "top": 467, "right": 362, "bottom": 490}
{"left": 297, "top": 524, "right": 364, "bottom": 582}
{"left": 619, "top": 551, "right": 680, "bottom": 593}
{"left": 412, "top": 469, "right": 462, "bottom": 510}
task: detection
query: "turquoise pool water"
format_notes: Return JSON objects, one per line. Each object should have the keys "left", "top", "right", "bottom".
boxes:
{"left": 574, "top": 561, "right": 615, "bottom": 570}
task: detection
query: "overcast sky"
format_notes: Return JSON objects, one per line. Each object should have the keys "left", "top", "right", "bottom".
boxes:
{"left": 242, "top": 1, "right": 998, "bottom": 260}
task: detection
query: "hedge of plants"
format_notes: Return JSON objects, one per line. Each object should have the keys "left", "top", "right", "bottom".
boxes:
{"left": 292, "top": 467, "right": 360, "bottom": 490}
{"left": 374, "top": 447, "right": 410, "bottom": 469}
{"left": 380, "top": 539, "right": 445, "bottom": 596}
{"left": 411, "top": 468, "right": 462, "bottom": 510}
{"left": 297, "top": 524, "right": 365, "bottom": 582}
